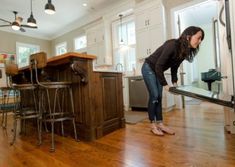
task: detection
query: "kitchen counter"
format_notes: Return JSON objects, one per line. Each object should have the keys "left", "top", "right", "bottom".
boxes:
{"left": 17, "top": 52, "right": 125, "bottom": 141}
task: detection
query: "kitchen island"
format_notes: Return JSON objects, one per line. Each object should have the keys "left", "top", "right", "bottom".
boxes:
{"left": 18, "top": 52, "right": 125, "bottom": 141}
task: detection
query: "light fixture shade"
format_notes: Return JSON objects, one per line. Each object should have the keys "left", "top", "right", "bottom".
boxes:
{"left": 45, "top": 0, "right": 56, "bottom": 15}
{"left": 27, "top": 13, "right": 37, "bottom": 27}
{"left": 12, "top": 21, "right": 20, "bottom": 31}
{"left": 119, "top": 14, "right": 124, "bottom": 45}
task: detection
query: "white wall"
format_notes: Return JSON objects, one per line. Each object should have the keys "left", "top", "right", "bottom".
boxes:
{"left": 50, "top": 0, "right": 135, "bottom": 57}
{"left": 0, "top": 30, "right": 51, "bottom": 56}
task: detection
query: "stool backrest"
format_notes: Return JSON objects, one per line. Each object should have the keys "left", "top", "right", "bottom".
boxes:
{"left": 30, "top": 52, "right": 47, "bottom": 69}
{"left": 29, "top": 52, "right": 47, "bottom": 86}
{"left": 5, "top": 63, "right": 18, "bottom": 76}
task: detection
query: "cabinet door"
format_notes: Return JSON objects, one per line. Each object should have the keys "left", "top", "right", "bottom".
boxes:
{"left": 135, "top": 12, "right": 148, "bottom": 31}
{"left": 95, "top": 27, "right": 105, "bottom": 43}
{"left": 148, "top": 5, "right": 163, "bottom": 27}
{"left": 87, "top": 30, "right": 97, "bottom": 46}
{"left": 100, "top": 73, "right": 124, "bottom": 135}
{"left": 87, "top": 45, "right": 98, "bottom": 65}
{"left": 136, "top": 29, "right": 150, "bottom": 59}
{"left": 86, "top": 25, "right": 104, "bottom": 46}
{"left": 135, "top": 1, "right": 165, "bottom": 60}
{"left": 101, "top": 74, "right": 118, "bottom": 120}
{"left": 149, "top": 25, "right": 165, "bottom": 55}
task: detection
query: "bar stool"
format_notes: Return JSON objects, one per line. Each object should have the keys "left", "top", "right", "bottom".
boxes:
{"left": 0, "top": 63, "right": 17, "bottom": 129}
{"left": 0, "top": 87, "right": 13, "bottom": 129}
{"left": 30, "top": 52, "right": 77, "bottom": 152}
{"left": 2, "top": 63, "right": 41, "bottom": 145}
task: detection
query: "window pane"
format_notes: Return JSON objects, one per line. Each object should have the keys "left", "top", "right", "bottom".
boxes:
{"left": 74, "top": 35, "right": 87, "bottom": 50}
{"left": 127, "top": 22, "right": 136, "bottom": 45}
{"left": 56, "top": 42, "right": 67, "bottom": 55}
{"left": 125, "top": 47, "right": 136, "bottom": 71}
{"left": 16, "top": 42, "right": 40, "bottom": 68}
{"left": 112, "top": 18, "right": 136, "bottom": 74}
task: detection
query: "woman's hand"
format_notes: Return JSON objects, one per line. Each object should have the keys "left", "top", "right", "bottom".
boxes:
{"left": 164, "top": 85, "right": 170, "bottom": 92}
{"left": 173, "top": 82, "right": 178, "bottom": 87}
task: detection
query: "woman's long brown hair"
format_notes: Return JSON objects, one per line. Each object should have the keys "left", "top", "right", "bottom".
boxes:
{"left": 177, "top": 26, "right": 204, "bottom": 62}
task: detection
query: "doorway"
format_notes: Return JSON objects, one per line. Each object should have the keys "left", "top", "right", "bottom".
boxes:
{"left": 172, "top": 0, "right": 220, "bottom": 90}
{"left": 171, "top": 0, "right": 233, "bottom": 104}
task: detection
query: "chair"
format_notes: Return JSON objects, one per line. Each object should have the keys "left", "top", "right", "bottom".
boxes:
{"left": 2, "top": 62, "right": 41, "bottom": 145}
{"left": 30, "top": 52, "right": 77, "bottom": 152}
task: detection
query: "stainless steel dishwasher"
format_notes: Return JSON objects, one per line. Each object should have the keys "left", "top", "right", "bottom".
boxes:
{"left": 128, "top": 76, "right": 148, "bottom": 109}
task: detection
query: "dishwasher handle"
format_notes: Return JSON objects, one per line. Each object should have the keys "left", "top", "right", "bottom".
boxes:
{"left": 130, "top": 78, "right": 144, "bottom": 82}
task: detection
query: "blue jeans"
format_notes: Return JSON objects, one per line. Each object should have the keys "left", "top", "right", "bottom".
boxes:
{"left": 141, "top": 62, "right": 163, "bottom": 122}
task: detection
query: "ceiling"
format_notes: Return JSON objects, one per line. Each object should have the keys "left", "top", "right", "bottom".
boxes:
{"left": 0, "top": 0, "right": 121, "bottom": 40}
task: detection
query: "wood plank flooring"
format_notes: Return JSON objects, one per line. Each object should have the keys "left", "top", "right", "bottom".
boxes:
{"left": 1, "top": 102, "right": 235, "bottom": 167}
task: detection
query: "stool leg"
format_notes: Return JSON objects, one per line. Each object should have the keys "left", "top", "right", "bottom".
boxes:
{"left": 37, "top": 117, "right": 42, "bottom": 146}
{"left": 10, "top": 115, "right": 17, "bottom": 145}
{"left": 61, "top": 122, "right": 64, "bottom": 136}
{"left": 58, "top": 89, "right": 65, "bottom": 136}
{"left": 50, "top": 122, "right": 55, "bottom": 152}
{"left": 46, "top": 89, "right": 56, "bottom": 152}
{"left": 69, "top": 88, "right": 78, "bottom": 141}
{"left": 1, "top": 93, "right": 8, "bottom": 129}
{"left": 42, "top": 90, "right": 49, "bottom": 132}
{"left": 2, "top": 112, "right": 7, "bottom": 129}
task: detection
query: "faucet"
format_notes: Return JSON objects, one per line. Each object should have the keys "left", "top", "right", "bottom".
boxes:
{"left": 115, "top": 63, "right": 124, "bottom": 72}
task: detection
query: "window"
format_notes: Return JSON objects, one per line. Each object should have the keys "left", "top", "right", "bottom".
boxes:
{"left": 56, "top": 42, "right": 67, "bottom": 55}
{"left": 16, "top": 42, "right": 40, "bottom": 68}
{"left": 112, "top": 16, "right": 136, "bottom": 74}
{"left": 74, "top": 35, "right": 87, "bottom": 51}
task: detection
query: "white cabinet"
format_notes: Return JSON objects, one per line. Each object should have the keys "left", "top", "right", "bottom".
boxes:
{"left": 162, "top": 74, "right": 175, "bottom": 111}
{"left": 86, "top": 22, "right": 112, "bottom": 67}
{"left": 136, "top": 24, "right": 164, "bottom": 58}
{"left": 135, "top": 0, "right": 165, "bottom": 59}
{"left": 86, "top": 26, "right": 104, "bottom": 46}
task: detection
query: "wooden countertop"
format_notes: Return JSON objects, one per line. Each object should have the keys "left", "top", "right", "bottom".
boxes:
{"left": 20, "top": 52, "right": 96, "bottom": 70}
{"left": 47, "top": 52, "right": 96, "bottom": 63}
{"left": 47, "top": 52, "right": 96, "bottom": 66}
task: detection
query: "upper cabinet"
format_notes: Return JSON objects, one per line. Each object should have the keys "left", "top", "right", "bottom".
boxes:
{"left": 135, "top": 0, "right": 166, "bottom": 60}
{"left": 86, "top": 20, "right": 112, "bottom": 67}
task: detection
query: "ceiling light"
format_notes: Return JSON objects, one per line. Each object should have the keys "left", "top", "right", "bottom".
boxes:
{"left": 119, "top": 14, "right": 124, "bottom": 45}
{"left": 11, "top": 21, "right": 20, "bottom": 31}
{"left": 83, "top": 3, "right": 87, "bottom": 7}
{"left": 27, "top": 0, "right": 37, "bottom": 27}
{"left": 45, "top": 0, "right": 56, "bottom": 15}
{"left": 27, "top": 13, "right": 37, "bottom": 27}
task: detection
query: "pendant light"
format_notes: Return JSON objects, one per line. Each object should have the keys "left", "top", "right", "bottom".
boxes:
{"left": 45, "top": 0, "right": 56, "bottom": 15}
{"left": 27, "top": 0, "right": 37, "bottom": 27}
{"left": 119, "top": 14, "right": 124, "bottom": 45}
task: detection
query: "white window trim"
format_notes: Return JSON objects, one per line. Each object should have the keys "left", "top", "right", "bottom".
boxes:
{"left": 74, "top": 35, "right": 87, "bottom": 52}
{"left": 112, "top": 15, "right": 135, "bottom": 49}
{"left": 55, "top": 42, "right": 67, "bottom": 55}
{"left": 16, "top": 42, "right": 40, "bottom": 67}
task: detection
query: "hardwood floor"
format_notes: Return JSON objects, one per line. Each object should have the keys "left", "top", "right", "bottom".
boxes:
{"left": 1, "top": 102, "right": 235, "bottom": 167}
